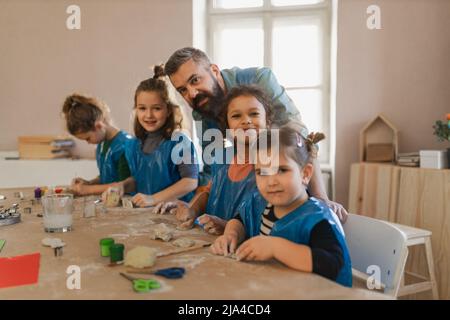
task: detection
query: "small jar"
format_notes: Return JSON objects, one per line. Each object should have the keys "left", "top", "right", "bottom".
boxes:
{"left": 34, "top": 187, "right": 42, "bottom": 199}
{"left": 110, "top": 243, "right": 125, "bottom": 263}
{"left": 99, "top": 238, "right": 115, "bottom": 257}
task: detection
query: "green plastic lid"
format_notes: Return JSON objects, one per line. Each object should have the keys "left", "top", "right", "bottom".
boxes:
{"left": 100, "top": 238, "right": 114, "bottom": 245}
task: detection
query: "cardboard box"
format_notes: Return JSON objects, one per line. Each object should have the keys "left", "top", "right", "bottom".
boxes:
{"left": 18, "top": 136, "right": 74, "bottom": 159}
{"left": 420, "top": 150, "right": 448, "bottom": 169}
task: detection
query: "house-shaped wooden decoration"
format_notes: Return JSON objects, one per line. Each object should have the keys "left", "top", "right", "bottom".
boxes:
{"left": 360, "top": 114, "right": 399, "bottom": 162}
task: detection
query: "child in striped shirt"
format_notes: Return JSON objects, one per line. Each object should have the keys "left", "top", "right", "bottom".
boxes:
{"left": 211, "top": 122, "right": 352, "bottom": 287}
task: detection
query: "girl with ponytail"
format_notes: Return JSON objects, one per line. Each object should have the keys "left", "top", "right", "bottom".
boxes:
{"left": 62, "top": 93, "right": 132, "bottom": 196}
{"left": 103, "top": 65, "right": 199, "bottom": 207}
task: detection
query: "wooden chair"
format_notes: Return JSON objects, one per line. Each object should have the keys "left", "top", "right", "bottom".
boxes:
{"left": 343, "top": 214, "right": 438, "bottom": 299}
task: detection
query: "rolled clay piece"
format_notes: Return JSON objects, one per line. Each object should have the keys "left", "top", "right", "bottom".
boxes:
{"left": 124, "top": 246, "right": 158, "bottom": 269}
{"left": 122, "top": 197, "right": 134, "bottom": 209}
{"left": 42, "top": 238, "right": 66, "bottom": 248}
{"left": 149, "top": 223, "right": 173, "bottom": 242}
{"left": 105, "top": 190, "right": 121, "bottom": 207}
{"left": 172, "top": 237, "right": 195, "bottom": 248}
{"left": 176, "top": 222, "right": 194, "bottom": 231}
{"left": 226, "top": 253, "right": 238, "bottom": 260}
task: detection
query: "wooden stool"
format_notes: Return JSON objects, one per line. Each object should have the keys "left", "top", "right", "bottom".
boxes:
{"left": 390, "top": 223, "right": 439, "bottom": 299}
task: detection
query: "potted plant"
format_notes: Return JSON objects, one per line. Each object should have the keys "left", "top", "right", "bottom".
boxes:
{"left": 433, "top": 113, "right": 450, "bottom": 165}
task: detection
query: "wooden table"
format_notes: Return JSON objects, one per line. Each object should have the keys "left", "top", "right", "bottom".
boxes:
{"left": 0, "top": 187, "right": 388, "bottom": 300}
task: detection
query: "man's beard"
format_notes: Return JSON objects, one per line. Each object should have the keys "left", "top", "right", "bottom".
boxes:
{"left": 192, "top": 78, "right": 225, "bottom": 122}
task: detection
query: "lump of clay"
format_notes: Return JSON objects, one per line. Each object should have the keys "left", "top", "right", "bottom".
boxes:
{"left": 121, "top": 197, "right": 134, "bottom": 209}
{"left": 149, "top": 223, "right": 173, "bottom": 242}
{"left": 124, "top": 246, "right": 157, "bottom": 269}
{"left": 172, "top": 237, "right": 195, "bottom": 248}
{"left": 42, "top": 238, "right": 66, "bottom": 248}
{"left": 105, "top": 189, "right": 121, "bottom": 207}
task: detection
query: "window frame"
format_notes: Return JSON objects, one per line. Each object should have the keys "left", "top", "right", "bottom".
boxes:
{"left": 206, "top": 0, "right": 332, "bottom": 165}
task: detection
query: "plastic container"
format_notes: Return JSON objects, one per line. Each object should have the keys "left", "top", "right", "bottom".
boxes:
{"left": 100, "top": 238, "right": 115, "bottom": 257}
{"left": 420, "top": 150, "right": 448, "bottom": 169}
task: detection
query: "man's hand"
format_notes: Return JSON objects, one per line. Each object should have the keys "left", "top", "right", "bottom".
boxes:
{"left": 322, "top": 199, "right": 348, "bottom": 224}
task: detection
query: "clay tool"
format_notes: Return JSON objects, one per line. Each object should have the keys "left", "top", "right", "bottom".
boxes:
{"left": 41, "top": 238, "right": 65, "bottom": 257}
{"left": 157, "top": 242, "right": 212, "bottom": 258}
{"left": 54, "top": 246, "right": 63, "bottom": 257}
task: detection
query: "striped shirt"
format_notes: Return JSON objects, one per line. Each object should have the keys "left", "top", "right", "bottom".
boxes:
{"left": 237, "top": 202, "right": 345, "bottom": 281}
{"left": 260, "top": 204, "right": 277, "bottom": 236}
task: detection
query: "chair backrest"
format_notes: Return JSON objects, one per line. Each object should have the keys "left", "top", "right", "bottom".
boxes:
{"left": 343, "top": 213, "right": 408, "bottom": 294}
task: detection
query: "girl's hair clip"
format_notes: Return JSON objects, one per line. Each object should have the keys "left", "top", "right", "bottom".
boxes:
{"left": 296, "top": 133, "right": 303, "bottom": 148}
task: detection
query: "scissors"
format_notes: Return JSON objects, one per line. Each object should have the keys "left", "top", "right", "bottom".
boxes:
{"left": 120, "top": 273, "right": 161, "bottom": 293}
{"left": 153, "top": 267, "right": 185, "bottom": 279}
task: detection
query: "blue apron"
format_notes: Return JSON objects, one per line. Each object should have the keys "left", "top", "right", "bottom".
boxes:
{"left": 205, "top": 161, "right": 258, "bottom": 221}
{"left": 125, "top": 133, "right": 197, "bottom": 202}
{"left": 96, "top": 130, "right": 133, "bottom": 184}
{"left": 238, "top": 194, "right": 352, "bottom": 287}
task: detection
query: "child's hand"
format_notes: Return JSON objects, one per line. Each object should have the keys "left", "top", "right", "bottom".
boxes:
{"left": 152, "top": 201, "right": 179, "bottom": 215}
{"left": 197, "top": 214, "right": 226, "bottom": 235}
{"left": 211, "top": 233, "right": 239, "bottom": 256}
{"left": 70, "top": 182, "right": 87, "bottom": 196}
{"left": 101, "top": 184, "right": 124, "bottom": 203}
{"left": 174, "top": 202, "right": 197, "bottom": 230}
{"left": 175, "top": 201, "right": 196, "bottom": 222}
{"left": 132, "top": 193, "right": 155, "bottom": 207}
{"left": 236, "top": 236, "right": 274, "bottom": 261}
{"left": 71, "top": 177, "right": 89, "bottom": 185}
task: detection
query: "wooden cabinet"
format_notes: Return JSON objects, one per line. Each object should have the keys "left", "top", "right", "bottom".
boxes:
{"left": 349, "top": 163, "right": 450, "bottom": 299}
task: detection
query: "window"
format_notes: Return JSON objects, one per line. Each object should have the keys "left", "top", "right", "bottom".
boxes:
{"left": 207, "top": 0, "right": 332, "bottom": 164}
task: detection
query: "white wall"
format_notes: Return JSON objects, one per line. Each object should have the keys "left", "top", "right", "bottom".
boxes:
{"left": 0, "top": 0, "right": 193, "bottom": 158}
{"left": 335, "top": 0, "right": 450, "bottom": 206}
